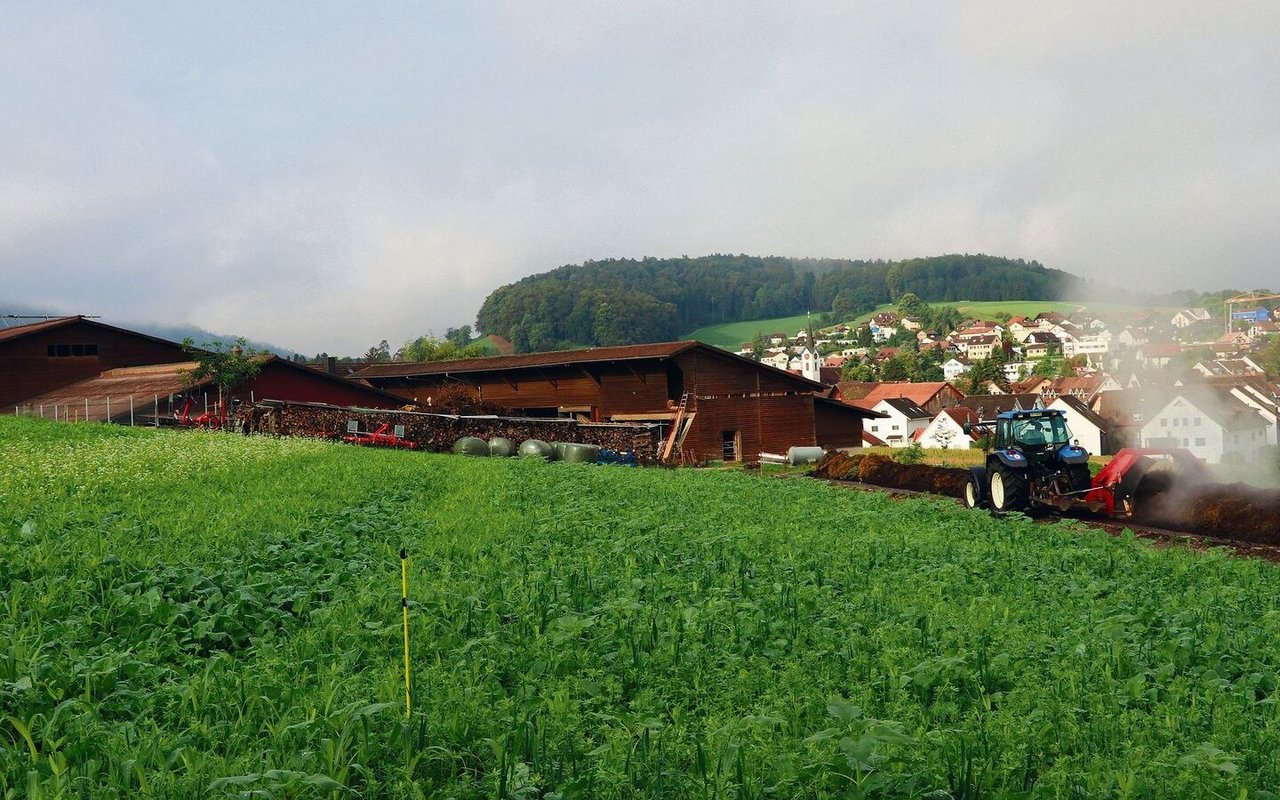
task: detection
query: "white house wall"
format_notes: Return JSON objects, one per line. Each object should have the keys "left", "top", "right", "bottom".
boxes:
{"left": 1048, "top": 399, "right": 1104, "bottom": 455}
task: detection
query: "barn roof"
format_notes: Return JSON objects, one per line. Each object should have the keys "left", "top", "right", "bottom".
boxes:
{"left": 0, "top": 315, "right": 83, "bottom": 342}
{"left": 0, "top": 315, "right": 213, "bottom": 360}
{"left": 14, "top": 356, "right": 405, "bottom": 414}
{"left": 354, "top": 340, "right": 827, "bottom": 390}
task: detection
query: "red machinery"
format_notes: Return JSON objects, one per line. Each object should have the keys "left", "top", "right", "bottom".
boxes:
{"left": 342, "top": 423, "right": 418, "bottom": 450}
{"left": 173, "top": 396, "right": 226, "bottom": 430}
{"left": 1085, "top": 447, "right": 1211, "bottom": 518}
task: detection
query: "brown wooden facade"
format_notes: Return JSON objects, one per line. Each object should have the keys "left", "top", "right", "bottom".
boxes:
{"left": 1, "top": 317, "right": 403, "bottom": 415}
{"left": 0, "top": 317, "right": 189, "bottom": 409}
{"left": 356, "top": 341, "right": 878, "bottom": 461}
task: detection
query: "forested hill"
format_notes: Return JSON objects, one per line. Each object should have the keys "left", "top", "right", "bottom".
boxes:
{"left": 476, "top": 254, "right": 1090, "bottom": 352}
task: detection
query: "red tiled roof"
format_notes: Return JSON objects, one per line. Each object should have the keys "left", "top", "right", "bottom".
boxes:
{"left": 942, "top": 406, "right": 980, "bottom": 425}
{"left": 851, "top": 381, "right": 955, "bottom": 409}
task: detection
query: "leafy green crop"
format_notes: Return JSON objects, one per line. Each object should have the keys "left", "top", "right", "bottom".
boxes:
{"left": 3, "top": 416, "right": 1280, "bottom": 798}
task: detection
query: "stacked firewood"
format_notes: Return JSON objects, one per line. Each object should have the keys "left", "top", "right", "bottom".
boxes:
{"left": 237, "top": 402, "right": 659, "bottom": 463}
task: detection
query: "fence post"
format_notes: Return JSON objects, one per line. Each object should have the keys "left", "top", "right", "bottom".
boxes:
{"left": 129, "top": 395, "right": 134, "bottom": 426}
{"left": 106, "top": 396, "right": 111, "bottom": 423}
{"left": 84, "top": 398, "right": 89, "bottom": 421}
{"left": 155, "top": 395, "right": 161, "bottom": 427}
{"left": 38, "top": 404, "right": 44, "bottom": 418}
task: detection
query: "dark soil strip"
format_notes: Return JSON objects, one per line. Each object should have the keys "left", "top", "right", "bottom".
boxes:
{"left": 813, "top": 451, "right": 1280, "bottom": 556}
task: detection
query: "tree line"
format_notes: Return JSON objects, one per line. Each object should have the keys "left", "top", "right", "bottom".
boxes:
{"left": 475, "top": 253, "right": 1091, "bottom": 352}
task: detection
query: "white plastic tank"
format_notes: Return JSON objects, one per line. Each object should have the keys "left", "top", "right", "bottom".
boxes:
{"left": 786, "top": 446, "right": 825, "bottom": 465}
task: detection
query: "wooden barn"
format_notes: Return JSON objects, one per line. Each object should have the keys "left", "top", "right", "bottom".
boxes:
{"left": 353, "top": 341, "right": 878, "bottom": 461}
{"left": 0, "top": 316, "right": 189, "bottom": 409}
{"left": 1, "top": 316, "right": 403, "bottom": 421}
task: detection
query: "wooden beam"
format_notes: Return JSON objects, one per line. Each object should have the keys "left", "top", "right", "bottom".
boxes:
{"left": 625, "top": 364, "right": 647, "bottom": 384}
{"left": 579, "top": 365, "right": 601, "bottom": 385}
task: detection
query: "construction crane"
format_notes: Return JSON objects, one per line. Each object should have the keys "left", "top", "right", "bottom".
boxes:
{"left": 1224, "top": 291, "right": 1280, "bottom": 333}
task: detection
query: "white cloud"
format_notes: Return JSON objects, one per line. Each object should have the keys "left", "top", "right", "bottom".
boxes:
{"left": 1, "top": 2, "right": 1277, "bottom": 352}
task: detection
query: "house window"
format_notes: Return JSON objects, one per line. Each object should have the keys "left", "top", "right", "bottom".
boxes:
{"left": 1183, "top": 438, "right": 1189, "bottom": 447}
{"left": 1194, "top": 417, "right": 1201, "bottom": 426}
{"left": 721, "top": 431, "right": 740, "bottom": 462}
{"left": 1195, "top": 437, "right": 1205, "bottom": 447}
{"left": 1172, "top": 418, "right": 1179, "bottom": 427}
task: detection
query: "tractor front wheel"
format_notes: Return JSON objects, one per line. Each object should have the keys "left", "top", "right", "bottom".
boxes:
{"left": 990, "top": 465, "right": 1029, "bottom": 513}
{"left": 963, "top": 467, "right": 987, "bottom": 509}
{"left": 1067, "top": 464, "right": 1092, "bottom": 494}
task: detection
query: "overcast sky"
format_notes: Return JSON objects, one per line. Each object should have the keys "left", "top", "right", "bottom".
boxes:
{"left": 2, "top": 2, "right": 1277, "bottom": 354}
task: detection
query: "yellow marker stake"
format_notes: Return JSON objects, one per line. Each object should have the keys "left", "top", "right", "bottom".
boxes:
{"left": 400, "top": 547, "right": 412, "bottom": 719}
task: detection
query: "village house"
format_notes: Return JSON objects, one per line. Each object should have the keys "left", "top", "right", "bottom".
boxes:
{"left": 1116, "top": 327, "right": 1148, "bottom": 348}
{"left": 1193, "top": 355, "right": 1265, "bottom": 378}
{"left": 836, "top": 380, "right": 964, "bottom": 416}
{"left": 942, "top": 357, "right": 970, "bottom": 382}
{"left": 964, "top": 334, "right": 1000, "bottom": 361}
{"left": 760, "top": 348, "right": 791, "bottom": 370}
{"left": 1225, "top": 382, "right": 1280, "bottom": 447}
{"left": 1140, "top": 389, "right": 1271, "bottom": 464}
{"left": 864, "top": 397, "right": 933, "bottom": 447}
{"left": 1048, "top": 395, "right": 1112, "bottom": 455}
{"left": 957, "top": 393, "right": 1045, "bottom": 421}
{"left": 1139, "top": 342, "right": 1182, "bottom": 368}
{"left": 1038, "top": 374, "right": 1122, "bottom": 408}
{"left": 1170, "top": 308, "right": 1212, "bottom": 328}
{"left": 1006, "top": 316, "right": 1035, "bottom": 340}
{"left": 1021, "top": 331, "right": 1059, "bottom": 358}
{"left": 916, "top": 406, "right": 979, "bottom": 449}
{"left": 1061, "top": 334, "right": 1111, "bottom": 364}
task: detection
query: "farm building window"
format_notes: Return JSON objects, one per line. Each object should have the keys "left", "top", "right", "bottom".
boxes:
{"left": 46, "top": 343, "right": 98, "bottom": 357}
{"left": 1195, "top": 437, "right": 1206, "bottom": 447}
{"left": 721, "top": 431, "right": 740, "bottom": 462}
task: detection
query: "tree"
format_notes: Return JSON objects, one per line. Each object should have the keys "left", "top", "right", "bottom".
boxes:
{"left": 181, "top": 337, "right": 264, "bottom": 401}
{"left": 364, "top": 340, "right": 391, "bottom": 363}
{"left": 842, "top": 361, "right": 877, "bottom": 382}
{"left": 444, "top": 325, "right": 474, "bottom": 349}
{"left": 896, "top": 292, "right": 924, "bottom": 319}
{"left": 933, "top": 425, "right": 957, "bottom": 450}
{"left": 1262, "top": 334, "right": 1280, "bottom": 378}
{"left": 400, "top": 334, "right": 488, "bottom": 362}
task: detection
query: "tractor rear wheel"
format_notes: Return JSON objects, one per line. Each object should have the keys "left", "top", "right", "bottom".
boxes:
{"left": 990, "top": 465, "right": 1029, "bottom": 512}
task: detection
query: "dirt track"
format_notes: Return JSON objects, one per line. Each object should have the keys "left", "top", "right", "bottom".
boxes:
{"left": 812, "top": 451, "right": 1280, "bottom": 558}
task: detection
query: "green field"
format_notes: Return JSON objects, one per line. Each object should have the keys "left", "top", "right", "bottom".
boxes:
{"left": 685, "top": 315, "right": 814, "bottom": 349}
{"left": 5, "top": 418, "right": 1280, "bottom": 797}
{"left": 686, "top": 300, "right": 1167, "bottom": 349}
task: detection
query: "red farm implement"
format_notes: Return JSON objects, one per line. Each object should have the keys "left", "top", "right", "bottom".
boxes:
{"left": 342, "top": 421, "right": 418, "bottom": 450}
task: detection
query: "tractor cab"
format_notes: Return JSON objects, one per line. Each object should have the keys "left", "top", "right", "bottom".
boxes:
{"left": 994, "top": 411, "right": 1073, "bottom": 462}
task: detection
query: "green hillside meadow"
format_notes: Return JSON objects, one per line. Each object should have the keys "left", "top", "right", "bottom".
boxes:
{"left": 5, "top": 417, "right": 1280, "bottom": 798}
{"left": 685, "top": 300, "right": 1164, "bottom": 349}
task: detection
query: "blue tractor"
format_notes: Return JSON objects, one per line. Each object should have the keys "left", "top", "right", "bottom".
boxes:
{"left": 962, "top": 408, "right": 1097, "bottom": 514}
